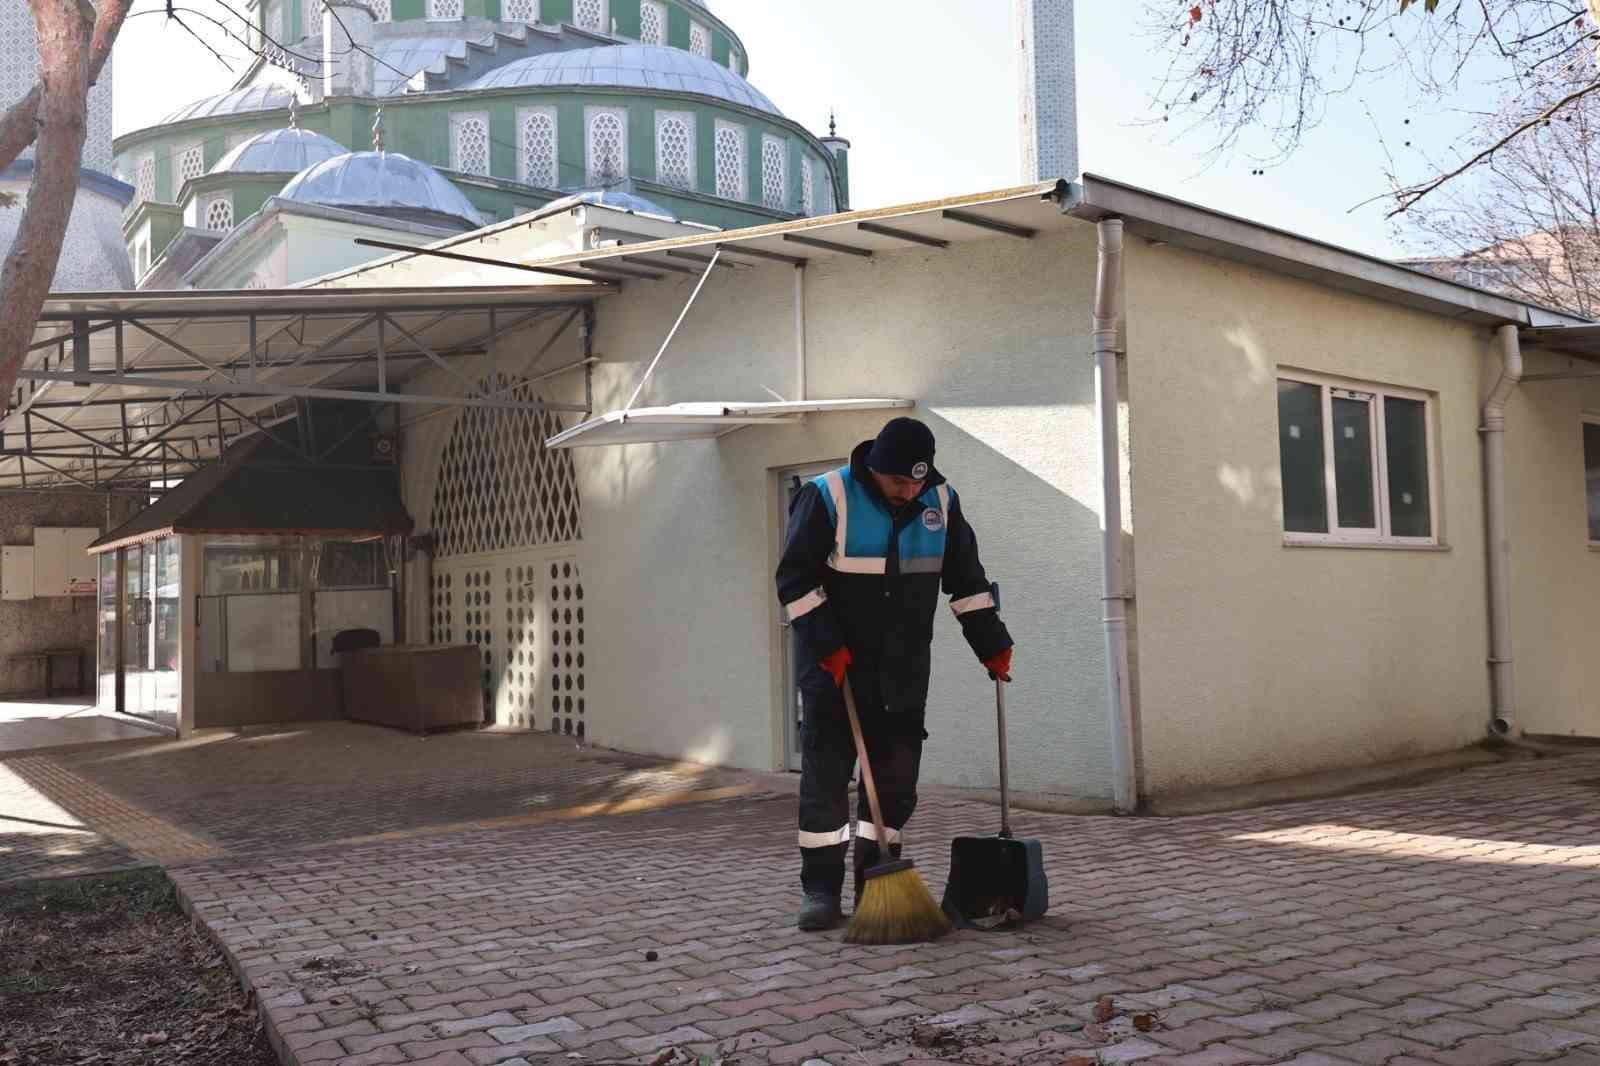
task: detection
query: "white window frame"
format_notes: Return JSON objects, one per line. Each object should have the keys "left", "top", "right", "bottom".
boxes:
{"left": 572, "top": 0, "right": 607, "bottom": 32}
{"left": 760, "top": 133, "right": 787, "bottom": 211}
{"left": 1278, "top": 369, "right": 1441, "bottom": 548}
{"left": 800, "top": 156, "right": 814, "bottom": 216}
{"left": 1584, "top": 414, "right": 1600, "bottom": 548}
{"left": 688, "top": 20, "right": 710, "bottom": 57}
{"left": 714, "top": 120, "right": 745, "bottom": 201}
{"left": 450, "top": 110, "right": 491, "bottom": 175}
{"left": 584, "top": 105, "right": 628, "bottom": 186}
{"left": 200, "top": 190, "right": 235, "bottom": 232}
{"left": 638, "top": 0, "right": 665, "bottom": 44}
{"left": 728, "top": 45, "right": 741, "bottom": 73}
{"left": 654, "top": 109, "right": 696, "bottom": 190}
{"left": 500, "top": 0, "right": 536, "bottom": 23}
{"left": 426, "top": 0, "right": 462, "bottom": 19}
{"left": 176, "top": 142, "right": 205, "bottom": 191}
{"left": 516, "top": 105, "right": 558, "bottom": 187}
{"left": 134, "top": 152, "right": 156, "bottom": 203}
{"left": 266, "top": 1, "right": 283, "bottom": 44}
{"left": 303, "top": 0, "right": 319, "bottom": 38}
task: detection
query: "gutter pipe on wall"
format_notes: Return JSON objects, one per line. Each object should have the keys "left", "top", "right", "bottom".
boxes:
{"left": 1093, "top": 218, "right": 1138, "bottom": 813}
{"left": 1482, "top": 323, "right": 1522, "bottom": 737}
{"left": 794, "top": 264, "right": 807, "bottom": 402}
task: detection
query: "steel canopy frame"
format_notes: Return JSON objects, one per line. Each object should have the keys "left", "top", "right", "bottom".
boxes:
{"left": 5, "top": 286, "right": 607, "bottom": 492}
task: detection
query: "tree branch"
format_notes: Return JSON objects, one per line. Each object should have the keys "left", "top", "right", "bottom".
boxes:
{"left": 0, "top": 0, "right": 128, "bottom": 175}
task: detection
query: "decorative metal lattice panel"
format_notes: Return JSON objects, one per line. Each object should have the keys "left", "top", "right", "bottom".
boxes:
{"left": 728, "top": 46, "right": 741, "bottom": 73}
{"left": 302, "top": 0, "right": 318, "bottom": 37}
{"left": 639, "top": 0, "right": 663, "bottom": 44}
{"left": 800, "top": 157, "right": 814, "bottom": 216}
{"left": 546, "top": 556, "right": 585, "bottom": 737}
{"left": 518, "top": 108, "right": 557, "bottom": 187}
{"left": 203, "top": 194, "right": 234, "bottom": 232}
{"left": 655, "top": 113, "right": 692, "bottom": 190}
{"left": 714, "top": 123, "right": 744, "bottom": 201}
{"left": 369, "top": 0, "right": 391, "bottom": 20}
{"left": 761, "top": 136, "right": 786, "bottom": 211}
{"left": 586, "top": 110, "right": 625, "bottom": 185}
{"left": 688, "top": 21, "right": 709, "bottom": 57}
{"left": 267, "top": 2, "right": 283, "bottom": 43}
{"left": 135, "top": 154, "right": 156, "bottom": 203}
{"left": 452, "top": 113, "right": 489, "bottom": 175}
{"left": 177, "top": 143, "right": 204, "bottom": 187}
{"left": 431, "top": 372, "right": 581, "bottom": 558}
{"left": 428, "top": 0, "right": 462, "bottom": 19}
{"left": 502, "top": 0, "right": 535, "bottom": 22}
{"left": 573, "top": 0, "right": 603, "bottom": 31}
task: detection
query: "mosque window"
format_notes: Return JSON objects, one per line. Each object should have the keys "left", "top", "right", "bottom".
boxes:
{"left": 639, "top": 0, "right": 664, "bottom": 44}
{"left": 428, "top": 0, "right": 463, "bottom": 18}
{"left": 517, "top": 106, "right": 557, "bottom": 187}
{"left": 369, "top": 0, "right": 391, "bottom": 20}
{"left": 654, "top": 111, "right": 694, "bottom": 190}
{"left": 800, "top": 156, "right": 814, "bottom": 216}
{"left": 302, "top": 0, "right": 319, "bottom": 38}
{"left": 201, "top": 192, "right": 234, "bottom": 232}
{"left": 501, "top": 0, "right": 535, "bottom": 23}
{"left": 728, "top": 46, "right": 741, "bottom": 74}
{"left": 451, "top": 111, "right": 490, "bottom": 176}
{"left": 585, "top": 108, "right": 627, "bottom": 185}
{"left": 818, "top": 165, "right": 834, "bottom": 214}
{"left": 714, "top": 121, "right": 744, "bottom": 201}
{"left": 176, "top": 143, "right": 204, "bottom": 190}
{"left": 689, "top": 21, "right": 709, "bottom": 57}
{"left": 134, "top": 153, "right": 156, "bottom": 203}
{"left": 573, "top": 0, "right": 605, "bottom": 32}
{"left": 761, "top": 135, "right": 786, "bottom": 211}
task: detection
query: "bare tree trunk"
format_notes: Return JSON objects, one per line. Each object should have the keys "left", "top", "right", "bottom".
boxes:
{"left": 0, "top": 0, "right": 94, "bottom": 413}
{"left": 0, "top": 0, "right": 128, "bottom": 175}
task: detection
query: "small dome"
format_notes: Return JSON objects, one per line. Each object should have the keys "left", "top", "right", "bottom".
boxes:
{"left": 211, "top": 128, "right": 347, "bottom": 176}
{"left": 281, "top": 150, "right": 485, "bottom": 231}
{"left": 161, "top": 85, "right": 294, "bottom": 125}
{"left": 543, "top": 186, "right": 677, "bottom": 220}
{"left": 465, "top": 44, "right": 778, "bottom": 116}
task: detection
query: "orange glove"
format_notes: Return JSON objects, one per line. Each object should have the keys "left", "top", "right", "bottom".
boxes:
{"left": 984, "top": 648, "right": 1013, "bottom": 683}
{"left": 821, "top": 646, "right": 853, "bottom": 688}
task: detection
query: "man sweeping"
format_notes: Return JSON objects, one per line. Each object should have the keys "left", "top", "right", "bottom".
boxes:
{"left": 777, "top": 416, "right": 1014, "bottom": 932}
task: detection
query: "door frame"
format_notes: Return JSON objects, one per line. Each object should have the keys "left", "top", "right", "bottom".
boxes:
{"left": 772, "top": 459, "right": 845, "bottom": 773}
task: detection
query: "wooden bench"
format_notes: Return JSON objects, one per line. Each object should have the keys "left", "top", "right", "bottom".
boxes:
{"left": 4, "top": 648, "right": 85, "bottom": 699}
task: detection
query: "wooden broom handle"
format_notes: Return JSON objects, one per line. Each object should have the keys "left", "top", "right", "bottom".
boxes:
{"left": 841, "top": 677, "right": 890, "bottom": 849}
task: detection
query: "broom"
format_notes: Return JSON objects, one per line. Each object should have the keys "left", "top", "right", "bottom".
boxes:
{"left": 841, "top": 678, "right": 952, "bottom": 945}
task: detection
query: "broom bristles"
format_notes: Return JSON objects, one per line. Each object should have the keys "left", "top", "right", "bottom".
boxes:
{"left": 844, "top": 865, "right": 953, "bottom": 945}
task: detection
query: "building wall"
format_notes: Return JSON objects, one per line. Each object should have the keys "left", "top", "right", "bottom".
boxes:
{"left": 0, "top": 172, "right": 134, "bottom": 292}
{"left": 399, "top": 222, "right": 1114, "bottom": 797}
{"left": 0, "top": 494, "right": 137, "bottom": 697}
{"left": 0, "top": 0, "right": 114, "bottom": 173}
{"left": 1502, "top": 346, "right": 1600, "bottom": 739}
{"left": 1122, "top": 239, "right": 1497, "bottom": 796}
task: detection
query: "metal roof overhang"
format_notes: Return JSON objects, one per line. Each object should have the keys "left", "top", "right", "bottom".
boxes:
{"left": 546, "top": 399, "right": 915, "bottom": 449}
{"left": 8, "top": 283, "right": 610, "bottom": 492}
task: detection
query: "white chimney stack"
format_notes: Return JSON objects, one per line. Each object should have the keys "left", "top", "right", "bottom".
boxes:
{"left": 1015, "top": 0, "right": 1078, "bottom": 183}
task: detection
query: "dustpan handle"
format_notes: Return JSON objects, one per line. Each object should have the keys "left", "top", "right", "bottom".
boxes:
{"left": 996, "top": 677, "right": 1012, "bottom": 839}
{"left": 842, "top": 677, "right": 891, "bottom": 849}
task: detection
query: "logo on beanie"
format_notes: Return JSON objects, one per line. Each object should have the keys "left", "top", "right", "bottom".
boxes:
{"left": 910, "top": 460, "right": 929, "bottom": 479}
{"left": 922, "top": 507, "right": 943, "bottom": 531}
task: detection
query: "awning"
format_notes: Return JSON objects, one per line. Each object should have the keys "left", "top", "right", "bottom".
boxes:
{"left": 545, "top": 399, "right": 913, "bottom": 449}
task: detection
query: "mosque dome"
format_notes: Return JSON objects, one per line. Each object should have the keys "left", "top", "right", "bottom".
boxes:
{"left": 211, "top": 127, "right": 347, "bottom": 176}
{"left": 542, "top": 186, "right": 678, "bottom": 219}
{"left": 281, "top": 150, "right": 485, "bottom": 231}
{"left": 160, "top": 85, "right": 295, "bottom": 124}
{"left": 466, "top": 44, "right": 780, "bottom": 117}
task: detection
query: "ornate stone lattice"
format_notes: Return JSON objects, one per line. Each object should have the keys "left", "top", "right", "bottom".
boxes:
{"left": 452, "top": 113, "right": 489, "bottom": 175}
{"left": 135, "top": 154, "right": 156, "bottom": 203}
{"left": 369, "top": 0, "right": 391, "bottom": 20}
{"left": 639, "top": 0, "right": 663, "bottom": 44}
{"left": 655, "top": 113, "right": 692, "bottom": 190}
{"left": 728, "top": 46, "right": 740, "bottom": 73}
{"left": 428, "top": 0, "right": 462, "bottom": 19}
{"left": 574, "top": 0, "right": 603, "bottom": 31}
{"left": 502, "top": 0, "right": 535, "bottom": 22}
{"left": 587, "top": 110, "right": 625, "bottom": 185}
{"left": 431, "top": 373, "right": 581, "bottom": 558}
{"left": 267, "top": 2, "right": 283, "bottom": 44}
{"left": 547, "top": 557, "right": 585, "bottom": 737}
{"left": 761, "top": 136, "right": 786, "bottom": 211}
{"left": 714, "top": 123, "right": 743, "bottom": 200}
{"left": 800, "top": 157, "right": 814, "bottom": 216}
{"left": 302, "top": 0, "right": 318, "bottom": 37}
{"left": 177, "top": 143, "right": 204, "bottom": 188}
{"left": 519, "top": 109, "right": 557, "bottom": 187}
{"left": 818, "top": 167, "right": 834, "bottom": 214}
{"left": 688, "top": 21, "right": 709, "bottom": 57}
{"left": 202, "top": 194, "right": 234, "bottom": 231}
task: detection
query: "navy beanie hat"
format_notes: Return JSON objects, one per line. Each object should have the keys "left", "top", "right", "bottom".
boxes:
{"left": 866, "top": 417, "right": 936, "bottom": 479}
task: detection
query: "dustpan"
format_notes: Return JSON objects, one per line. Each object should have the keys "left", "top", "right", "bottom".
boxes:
{"left": 942, "top": 672, "right": 1048, "bottom": 930}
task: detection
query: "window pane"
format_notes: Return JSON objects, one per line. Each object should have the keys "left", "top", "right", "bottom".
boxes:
{"left": 1384, "top": 396, "right": 1432, "bottom": 538}
{"left": 1332, "top": 395, "right": 1376, "bottom": 529}
{"left": 1278, "top": 381, "right": 1328, "bottom": 533}
{"left": 1586, "top": 422, "right": 1600, "bottom": 542}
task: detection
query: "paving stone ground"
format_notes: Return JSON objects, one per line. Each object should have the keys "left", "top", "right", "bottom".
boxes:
{"left": 166, "top": 751, "right": 1600, "bottom": 1066}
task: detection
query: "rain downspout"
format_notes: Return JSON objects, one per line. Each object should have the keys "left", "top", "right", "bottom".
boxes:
{"left": 1482, "top": 323, "right": 1522, "bottom": 737}
{"left": 1093, "top": 218, "right": 1138, "bottom": 813}
{"left": 794, "top": 264, "right": 807, "bottom": 401}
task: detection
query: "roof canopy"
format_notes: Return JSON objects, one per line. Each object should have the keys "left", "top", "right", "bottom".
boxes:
{"left": 546, "top": 399, "right": 914, "bottom": 449}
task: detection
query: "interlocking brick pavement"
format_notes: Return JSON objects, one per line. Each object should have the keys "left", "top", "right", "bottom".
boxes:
{"left": 157, "top": 751, "right": 1600, "bottom": 1065}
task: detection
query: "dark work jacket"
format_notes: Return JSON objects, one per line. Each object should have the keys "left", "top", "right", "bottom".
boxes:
{"left": 775, "top": 440, "right": 1013, "bottom": 713}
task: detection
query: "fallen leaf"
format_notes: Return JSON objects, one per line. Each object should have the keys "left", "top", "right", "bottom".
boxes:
{"left": 1133, "top": 1012, "right": 1158, "bottom": 1032}
{"left": 140, "top": 1031, "right": 169, "bottom": 1047}
{"left": 1189, "top": 4, "right": 1203, "bottom": 23}
{"left": 1083, "top": 1022, "right": 1110, "bottom": 1043}
{"left": 649, "top": 1049, "right": 678, "bottom": 1066}
{"left": 1093, "top": 995, "right": 1116, "bottom": 1022}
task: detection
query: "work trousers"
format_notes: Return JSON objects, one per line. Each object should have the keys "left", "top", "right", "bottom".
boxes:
{"left": 796, "top": 666, "right": 927, "bottom": 900}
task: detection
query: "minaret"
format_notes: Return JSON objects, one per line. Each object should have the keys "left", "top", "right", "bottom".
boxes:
{"left": 1015, "top": 0, "right": 1078, "bottom": 182}
{"left": 819, "top": 110, "right": 851, "bottom": 212}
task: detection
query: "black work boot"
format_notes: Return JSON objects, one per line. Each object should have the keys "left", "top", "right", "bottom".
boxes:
{"left": 797, "top": 891, "right": 842, "bottom": 931}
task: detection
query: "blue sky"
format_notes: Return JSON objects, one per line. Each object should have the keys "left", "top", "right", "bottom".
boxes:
{"left": 112, "top": 0, "right": 1484, "bottom": 258}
